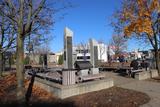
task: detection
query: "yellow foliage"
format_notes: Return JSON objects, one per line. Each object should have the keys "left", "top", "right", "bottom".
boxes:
{"left": 123, "top": 0, "right": 158, "bottom": 37}
{"left": 124, "top": 17, "right": 153, "bottom": 36}
{"left": 149, "top": 0, "right": 160, "bottom": 12}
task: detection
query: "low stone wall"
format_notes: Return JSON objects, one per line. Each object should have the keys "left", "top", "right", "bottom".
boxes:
{"left": 35, "top": 77, "right": 114, "bottom": 99}
{"left": 151, "top": 69, "right": 159, "bottom": 77}
{"left": 135, "top": 69, "right": 159, "bottom": 80}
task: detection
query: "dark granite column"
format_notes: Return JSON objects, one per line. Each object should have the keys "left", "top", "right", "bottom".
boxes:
{"left": 64, "top": 27, "right": 73, "bottom": 69}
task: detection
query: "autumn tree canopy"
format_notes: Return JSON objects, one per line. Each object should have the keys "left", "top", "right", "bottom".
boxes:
{"left": 114, "top": 0, "right": 160, "bottom": 43}
{"left": 112, "top": 0, "right": 160, "bottom": 74}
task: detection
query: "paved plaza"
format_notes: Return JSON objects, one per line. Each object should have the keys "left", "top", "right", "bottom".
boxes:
{"left": 103, "top": 71, "right": 160, "bottom": 107}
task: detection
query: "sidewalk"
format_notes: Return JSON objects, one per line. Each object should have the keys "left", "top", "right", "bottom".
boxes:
{"left": 103, "top": 72, "right": 160, "bottom": 107}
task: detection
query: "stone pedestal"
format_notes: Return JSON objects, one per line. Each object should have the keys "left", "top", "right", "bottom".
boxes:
{"left": 134, "top": 69, "right": 159, "bottom": 80}
{"left": 79, "top": 69, "right": 89, "bottom": 76}
{"left": 90, "top": 68, "right": 99, "bottom": 75}
{"left": 35, "top": 77, "right": 114, "bottom": 99}
{"left": 62, "top": 70, "right": 76, "bottom": 85}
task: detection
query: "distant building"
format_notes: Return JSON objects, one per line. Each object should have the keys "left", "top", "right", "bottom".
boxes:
{"left": 47, "top": 53, "right": 56, "bottom": 63}
{"left": 55, "top": 51, "right": 63, "bottom": 63}
{"left": 73, "top": 44, "right": 90, "bottom": 62}
{"left": 25, "top": 52, "right": 57, "bottom": 64}
{"left": 128, "top": 49, "right": 153, "bottom": 60}
{"left": 72, "top": 39, "right": 108, "bottom": 62}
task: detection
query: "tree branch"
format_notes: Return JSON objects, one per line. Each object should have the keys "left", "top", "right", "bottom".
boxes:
{"left": 25, "top": 0, "right": 32, "bottom": 34}
{"left": 32, "top": 0, "right": 45, "bottom": 19}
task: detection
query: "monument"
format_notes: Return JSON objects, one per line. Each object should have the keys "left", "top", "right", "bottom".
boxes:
{"left": 64, "top": 27, "right": 73, "bottom": 69}
{"left": 27, "top": 27, "right": 113, "bottom": 99}
{"left": 63, "top": 27, "right": 76, "bottom": 85}
{"left": 89, "top": 39, "right": 98, "bottom": 68}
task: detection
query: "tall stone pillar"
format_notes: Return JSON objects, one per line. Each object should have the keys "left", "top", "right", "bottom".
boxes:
{"left": 89, "top": 39, "right": 98, "bottom": 67}
{"left": 64, "top": 27, "right": 73, "bottom": 69}
{"left": 94, "top": 46, "right": 98, "bottom": 67}
{"left": 63, "top": 27, "right": 76, "bottom": 85}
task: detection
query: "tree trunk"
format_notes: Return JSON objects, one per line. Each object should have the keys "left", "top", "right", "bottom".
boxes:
{"left": 155, "top": 50, "right": 160, "bottom": 75}
{"left": 9, "top": 56, "right": 11, "bottom": 70}
{"left": 16, "top": 35, "right": 25, "bottom": 104}
{"left": 0, "top": 51, "right": 5, "bottom": 77}
{"left": 0, "top": 52, "right": 3, "bottom": 77}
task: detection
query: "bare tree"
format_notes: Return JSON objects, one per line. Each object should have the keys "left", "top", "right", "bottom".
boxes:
{"left": 0, "top": 15, "right": 16, "bottom": 77}
{"left": 98, "top": 40, "right": 106, "bottom": 62}
{"left": 33, "top": 43, "right": 50, "bottom": 67}
{"left": 0, "top": 0, "right": 72, "bottom": 104}
{"left": 0, "top": 0, "right": 54, "bottom": 104}
{"left": 110, "top": 34, "right": 128, "bottom": 55}
{"left": 80, "top": 42, "right": 89, "bottom": 61}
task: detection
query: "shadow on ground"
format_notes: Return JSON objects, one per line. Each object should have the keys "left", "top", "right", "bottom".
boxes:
{"left": 114, "top": 69, "right": 130, "bottom": 78}
{"left": 0, "top": 101, "right": 75, "bottom": 107}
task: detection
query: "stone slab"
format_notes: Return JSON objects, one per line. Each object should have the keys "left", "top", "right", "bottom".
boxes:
{"left": 90, "top": 68, "right": 99, "bottom": 75}
{"left": 79, "top": 69, "right": 89, "bottom": 76}
{"left": 135, "top": 69, "right": 159, "bottom": 80}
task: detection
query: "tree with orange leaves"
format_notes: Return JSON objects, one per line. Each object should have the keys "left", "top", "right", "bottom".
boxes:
{"left": 112, "top": 0, "right": 160, "bottom": 74}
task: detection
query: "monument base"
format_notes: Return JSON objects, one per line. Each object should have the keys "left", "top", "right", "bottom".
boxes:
{"left": 35, "top": 77, "right": 114, "bottom": 99}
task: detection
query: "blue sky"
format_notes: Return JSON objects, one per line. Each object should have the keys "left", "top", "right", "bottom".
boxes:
{"left": 49, "top": 0, "right": 151, "bottom": 52}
